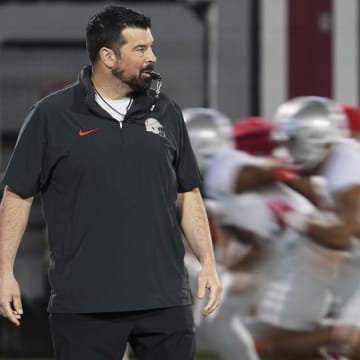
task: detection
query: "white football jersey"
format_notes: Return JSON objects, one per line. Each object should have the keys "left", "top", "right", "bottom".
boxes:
{"left": 203, "top": 149, "right": 314, "bottom": 240}
{"left": 317, "top": 138, "right": 360, "bottom": 254}
{"left": 321, "top": 138, "right": 360, "bottom": 198}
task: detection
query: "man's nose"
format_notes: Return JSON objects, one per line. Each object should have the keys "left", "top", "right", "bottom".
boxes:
{"left": 147, "top": 48, "right": 157, "bottom": 63}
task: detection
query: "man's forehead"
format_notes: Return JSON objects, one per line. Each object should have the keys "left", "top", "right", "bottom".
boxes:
{"left": 122, "top": 27, "right": 153, "bottom": 44}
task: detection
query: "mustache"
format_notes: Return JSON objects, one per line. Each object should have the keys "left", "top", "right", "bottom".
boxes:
{"left": 141, "top": 64, "right": 155, "bottom": 73}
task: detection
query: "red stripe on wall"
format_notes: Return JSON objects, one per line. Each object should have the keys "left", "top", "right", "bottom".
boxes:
{"left": 288, "top": 0, "right": 332, "bottom": 99}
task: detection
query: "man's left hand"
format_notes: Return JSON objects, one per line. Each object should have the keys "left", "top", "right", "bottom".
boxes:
{"left": 197, "top": 263, "right": 222, "bottom": 316}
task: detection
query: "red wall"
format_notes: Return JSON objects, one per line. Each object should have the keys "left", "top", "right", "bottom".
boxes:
{"left": 288, "top": 0, "right": 332, "bottom": 98}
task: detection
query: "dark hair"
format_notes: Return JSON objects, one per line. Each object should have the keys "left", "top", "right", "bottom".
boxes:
{"left": 86, "top": 5, "right": 151, "bottom": 64}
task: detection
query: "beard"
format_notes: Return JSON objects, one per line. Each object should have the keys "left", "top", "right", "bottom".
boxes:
{"left": 112, "top": 67, "right": 152, "bottom": 93}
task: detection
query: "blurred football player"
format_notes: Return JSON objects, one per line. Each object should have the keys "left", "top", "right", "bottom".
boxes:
{"left": 204, "top": 116, "right": 318, "bottom": 360}
{"left": 184, "top": 110, "right": 318, "bottom": 360}
{"left": 256, "top": 96, "right": 360, "bottom": 360}
{"left": 183, "top": 108, "right": 265, "bottom": 360}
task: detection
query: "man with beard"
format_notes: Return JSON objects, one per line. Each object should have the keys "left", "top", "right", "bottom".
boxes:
{"left": 0, "top": 6, "right": 221, "bottom": 360}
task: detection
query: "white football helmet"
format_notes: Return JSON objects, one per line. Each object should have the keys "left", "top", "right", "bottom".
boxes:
{"left": 272, "top": 96, "right": 349, "bottom": 170}
{"left": 183, "top": 107, "right": 233, "bottom": 172}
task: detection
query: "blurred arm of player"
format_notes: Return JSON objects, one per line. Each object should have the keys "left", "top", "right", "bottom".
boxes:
{"left": 218, "top": 224, "right": 263, "bottom": 273}
{"left": 232, "top": 159, "right": 279, "bottom": 193}
{"left": 0, "top": 186, "right": 33, "bottom": 326}
{"left": 268, "top": 185, "right": 360, "bottom": 251}
{"left": 306, "top": 185, "right": 360, "bottom": 250}
{"left": 177, "top": 188, "right": 222, "bottom": 316}
{"left": 233, "top": 160, "right": 321, "bottom": 206}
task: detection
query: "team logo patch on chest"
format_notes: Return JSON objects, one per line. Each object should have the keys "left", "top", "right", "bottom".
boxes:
{"left": 145, "top": 118, "right": 166, "bottom": 138}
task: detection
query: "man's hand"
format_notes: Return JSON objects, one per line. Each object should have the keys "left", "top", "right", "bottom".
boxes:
{"left": 0, "top": 273, "right": 23, "bottom": 326}
{"left": 197, "top": 263, "right": 222, "bottom": 316}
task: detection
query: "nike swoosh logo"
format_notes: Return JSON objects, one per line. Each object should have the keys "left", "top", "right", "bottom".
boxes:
{"left": 79, "top": 128, "right": 99, "bottom": 136}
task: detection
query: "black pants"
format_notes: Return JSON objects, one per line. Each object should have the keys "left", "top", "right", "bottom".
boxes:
{"left": 49, "top": 305, "right": 196, "bottom": 360}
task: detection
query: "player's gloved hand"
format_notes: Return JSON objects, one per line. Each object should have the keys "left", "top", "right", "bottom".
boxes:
{"left": 265, "top": 198, "right": 308, "bottom": 232}
{"left": 273, "top": 167, "right": 299, "bottom": 182}
{"left": 318, "top": 344, "right": 350, "bottom": 360}
{"left": 270, "top": 156, "right": 300, "bottom": 182}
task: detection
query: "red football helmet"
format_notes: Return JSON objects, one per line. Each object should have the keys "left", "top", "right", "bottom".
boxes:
{"left": 232, "top": 116, "right": 277, "bottom": 155}
{"left": 342, "top": 103, "right": 360, "bottom": 131}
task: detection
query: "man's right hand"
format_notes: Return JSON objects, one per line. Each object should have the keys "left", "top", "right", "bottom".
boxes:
{"left": 0, "top": 273, "right": 23, "bottom": 326}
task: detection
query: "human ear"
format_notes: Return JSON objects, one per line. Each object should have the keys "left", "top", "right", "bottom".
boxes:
{"left": 99, "top": 47, "right": 116, "bottom": 69}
